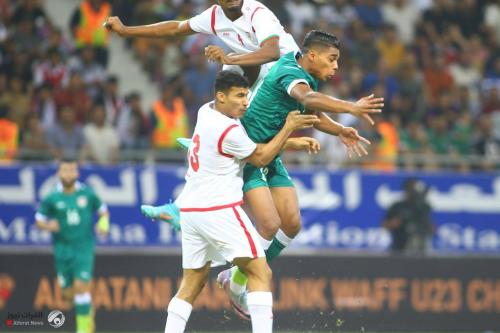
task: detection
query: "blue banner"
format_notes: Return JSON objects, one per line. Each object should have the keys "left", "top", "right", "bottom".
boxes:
{"left": 0, "top": 164, "right": 499, "bottom": 253}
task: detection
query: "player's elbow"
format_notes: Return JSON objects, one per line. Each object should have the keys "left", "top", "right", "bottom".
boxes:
{"left": 301, "top": 92, "right": 320, "bottom": 110}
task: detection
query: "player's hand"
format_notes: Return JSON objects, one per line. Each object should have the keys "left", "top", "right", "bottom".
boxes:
{"left": 351, "top": 94, "right": 384, "bottom": 126}
{"left": 285, "top": 111, "right": 320, "bottom": 131}
{"left": 205, "top": 45, "right": 229, "bottom": 64}
{"left": 103, "top": 16, "right": 125, "bottom": 36}
{"left": 286, "top": 137, "right": 321, "bottom": 154}
{"left": 46, "top": 220, "right": 60, "bottom": 233}
{"left": 339, "top": 127, "right": 371, "bottom": 158}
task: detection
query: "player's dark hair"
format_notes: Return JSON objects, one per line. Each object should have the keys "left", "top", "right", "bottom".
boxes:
{"left": 59, "top": 156, "right": 78, "bottom": 166}
{"left": 303, "top": 30, "right": 340, "bottom": 52}
{"left": 214, "top": 70, "right": 249, "bottom": 94}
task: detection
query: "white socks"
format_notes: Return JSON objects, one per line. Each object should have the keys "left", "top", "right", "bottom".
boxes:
{"left": 164, "top": 297, "right": 192, "bottom": 333}
{"left": 275, "top": 228, "right": 293, "bottom": 247}
{"left": 258, "top": 233, "right": 273, "bottom": 250}
{"left": 247, "top": 291, "right": 273, "bottom": 333}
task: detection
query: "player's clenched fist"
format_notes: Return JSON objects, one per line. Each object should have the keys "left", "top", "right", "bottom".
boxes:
{"left": 285, "top": 111, "right": 320, "bottom": 130}
{"left": 103, "top": 16, "right": 125, "bottom": 35}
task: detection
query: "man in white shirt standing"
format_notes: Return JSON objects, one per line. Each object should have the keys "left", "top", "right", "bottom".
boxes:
{"left": 104, "top": 0, "right": 299, "bottom": 87}
{"left": 164, "top": 70, "right": 319, "bottom": 333}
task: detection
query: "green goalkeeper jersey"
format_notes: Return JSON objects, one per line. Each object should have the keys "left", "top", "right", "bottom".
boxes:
{"left": 37, "top": 182, "right": 103, "bottom": 244}
{"left": 242, "top": 51, "right": 319, "bottom": 143}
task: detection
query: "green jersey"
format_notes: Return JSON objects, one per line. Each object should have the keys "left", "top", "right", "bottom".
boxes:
{"left": 242, "top": 51, "right": 319, "bottom": 143}
{"left": 37, "top": 182, "right": 103, "bottom": 244}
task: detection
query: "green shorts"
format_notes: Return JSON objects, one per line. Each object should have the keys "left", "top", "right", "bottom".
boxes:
{"left": 243, "top": 156, "right": 294, "bottom": 193}
{"left": 54, "top": 243, "right": 95, "bottom": 289}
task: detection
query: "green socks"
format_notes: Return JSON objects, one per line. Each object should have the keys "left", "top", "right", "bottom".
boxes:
{"left": 231, "top": 230, "right": 292, "bottom": 289}
{"left": 265, "top": 237, "right": 286, "bottom": 262}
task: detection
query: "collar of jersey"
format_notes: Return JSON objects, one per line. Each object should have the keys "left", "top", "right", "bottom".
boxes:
{"left": 56, "top": 181, "right": 82, "bottom": 193}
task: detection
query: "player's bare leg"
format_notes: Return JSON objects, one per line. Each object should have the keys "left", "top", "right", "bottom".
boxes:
{"left": 73, "top": 279, "right": 93, "bottom": 333}
{"left": 268, "top": 186, "right": 302, "bottom": 260}
{"left": 244, "top": 186, "right": 281, "bottom": 241}
{"left": 217, "top": 186, "right": 281, "bottom": 316}
{"left": 165, "top": 263, "right": 211, "bottom": 333}
{"left": 61, "top": 287, "right": 74, "bottom": 303}
{"left": 234, "top": 257, "right": 273, "bottom": 333}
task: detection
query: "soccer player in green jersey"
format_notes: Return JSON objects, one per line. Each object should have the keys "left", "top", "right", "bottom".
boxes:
{"left": 35, "top": 159, "right": 110, "bottom": 333}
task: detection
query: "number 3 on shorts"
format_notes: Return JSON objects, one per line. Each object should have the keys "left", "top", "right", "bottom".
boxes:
{"left": 189, "top": 134, "right": 200, "bottom": 172}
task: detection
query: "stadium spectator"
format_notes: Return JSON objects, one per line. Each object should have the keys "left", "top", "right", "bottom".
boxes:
{"left": 97, "top": 75, "right": 125, "bottom": 126}
{"left": 82, "top": 104, "right": 120, "bottom": 164}
{"left": 19, "top": 112, "right": 50, "bottom": 160}
{"left": 68, "top": 46, "right": 106, "bottom": 99}
{"left": 0, "top": 104, "right": 18, "bottom": 163}
{"left": 33, "top": 47, "right": 69, "bottom": 88}
{"left": 117, "top": 92, "right": 150, "bottom": 151}
{"left": 32, "top": 83, "right": 56, "bottom": 130}
{"left": 70, "top": 0, "right": 111, "bottom": 67}
{"left": 150, "top": 80, "right": 189, "bottom": 150}
{"left": 46, "top": 106, "right": 86, "bottom": 161}
{"left": 53, "top": 71, "right": 92, "bottom": 124}
{"left": 2, "top": 75, "right": 31, "bottom": 127}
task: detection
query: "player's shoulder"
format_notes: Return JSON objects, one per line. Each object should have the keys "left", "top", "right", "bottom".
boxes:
{"left": 77, "top": 182, "right": 96, "bottom": 196}
{"left": 241, "top": 0, "right": 267, "bottom": 14}
{"left": 271, "top": 52, "right": 304, "bottom": 76}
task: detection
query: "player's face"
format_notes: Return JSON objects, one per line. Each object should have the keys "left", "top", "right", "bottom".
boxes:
{"left": 222, "top": 87, "right": 249, "bottom": 118}
{"left": 58, "top": 162, "right": 79, "bottom": 188}
{"left": 219, "top": 0, "right": 243, "bottom": 13}
{"left": 310, "top": 47, "right": 340, "bottom": 81}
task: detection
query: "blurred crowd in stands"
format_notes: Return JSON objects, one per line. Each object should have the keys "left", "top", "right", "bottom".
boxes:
{"left": 0, "top": 0, "right": 500, "bottom": 171}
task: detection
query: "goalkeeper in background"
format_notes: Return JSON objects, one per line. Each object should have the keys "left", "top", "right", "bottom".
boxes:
{"left": 35, "top": 158, "right": 110, "bottom": 333}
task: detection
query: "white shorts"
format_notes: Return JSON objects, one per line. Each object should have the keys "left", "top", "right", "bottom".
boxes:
{"left": 180, "top": 204, "right": 265, "bottom": 269}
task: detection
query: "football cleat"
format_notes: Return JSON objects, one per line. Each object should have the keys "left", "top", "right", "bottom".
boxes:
{"left": 217, "top": 269, "right": 250, "bottom": 321}
{"left": 140, "top": 202, "right": 181, "bottom": 231}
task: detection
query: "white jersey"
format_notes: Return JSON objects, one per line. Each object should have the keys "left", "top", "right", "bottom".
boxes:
{"left": 175, "top": 102, "right": 257, "bottom": 210}
{"left": 188, "top": 0, "right": 299, "bottom": 57}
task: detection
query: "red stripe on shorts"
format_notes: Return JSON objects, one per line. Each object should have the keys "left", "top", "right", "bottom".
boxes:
{"left": 232, "top": 206, "right": 257, "bottom": 258}
{"left": 180, "top": 200, "right": 244, "bottom": 212}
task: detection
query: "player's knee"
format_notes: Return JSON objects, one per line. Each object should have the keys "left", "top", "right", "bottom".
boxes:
{"left": 257, "top": 215, "right": 281, "bottom": 239}
{"left": 281, "top": 213, "right": 301, "bottom": 238}
{"left": 62, "top": 288, "right": 73, "bottom": 302}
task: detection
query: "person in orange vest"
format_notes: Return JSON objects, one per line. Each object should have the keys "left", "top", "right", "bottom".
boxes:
{"left": 151, "top": 81, "right": 189, "bottom": 150}
{"left": 70, "top": 0, "right": 111, "bottom": 67}
{"left": 0, "top": 105, "right": 19, "bottom": 163}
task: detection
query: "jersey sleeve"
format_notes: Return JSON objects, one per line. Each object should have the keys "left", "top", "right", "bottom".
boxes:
{"left": 277, "top": 66, "right": 310, "bottom": 96}
{"left": 188, "top": 6, "right": 215, "bottom": 35}
{"left": 36, "top": 196, "right": 53, "bottom": 222}
{"left": 221, "top": 125, "right": 257, "bottom": 160}
{"left": 251, "top": 8, "right": 282, "bottom": 45}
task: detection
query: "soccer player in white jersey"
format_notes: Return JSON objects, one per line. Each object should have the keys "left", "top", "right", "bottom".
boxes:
{"left": 162, "top": 70, "right": 320, "bottom": 333}
{"left": 104, "top": 0, "right": 299, "bottom": 87}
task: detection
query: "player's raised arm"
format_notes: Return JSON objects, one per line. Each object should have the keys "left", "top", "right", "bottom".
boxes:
{"left": 245, "top": 111, "right": 319, "bottom": 167}
{"left": 290, "top": 83, "right": 384, "bottom": 126}
{"left": 312, "top": 111, "right": 371, "bottom": 158}
{"left": 205, "top": 37, "right": 281, "bottom": 66}
{"left": 104, "top": 16, "right": 195, "bottom": 38}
